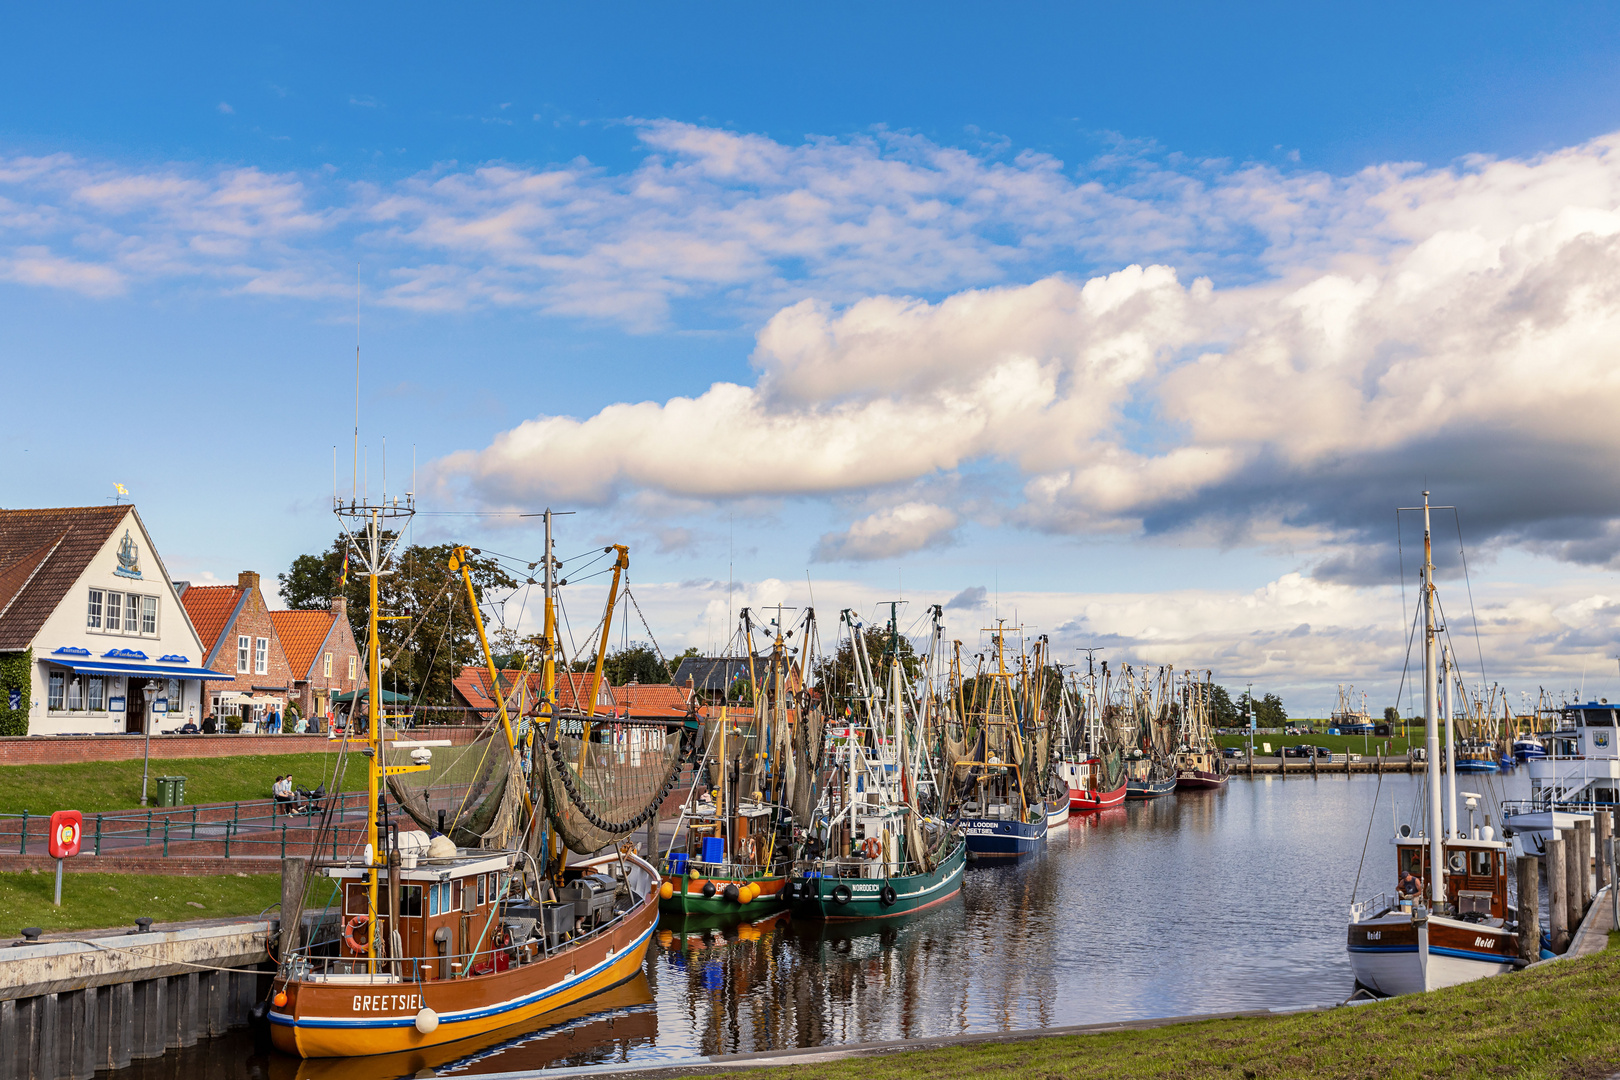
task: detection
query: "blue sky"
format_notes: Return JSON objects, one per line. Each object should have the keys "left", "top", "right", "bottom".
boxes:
{"left": 8, "top": 3, "right": 1620, "bottom": 712}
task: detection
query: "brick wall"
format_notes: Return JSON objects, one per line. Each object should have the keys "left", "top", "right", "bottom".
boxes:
{"left": 0, "top": 725, "right": 490, "bottom": 765}
{"left": 205, "top": 572, "right": 296, "bottom": 717}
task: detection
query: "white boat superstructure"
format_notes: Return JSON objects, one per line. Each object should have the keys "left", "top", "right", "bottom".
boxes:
{"left": 1503, "top": 700, "right": 1620, "bottom": 847}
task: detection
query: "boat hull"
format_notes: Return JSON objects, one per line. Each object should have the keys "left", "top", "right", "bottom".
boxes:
{"left": 657, "top": 871, "right": 788, "bottom": 916}
{"left": 1346, "top": 913, "right": 1517, "bottom": 996}
{"left": 269, "top": 858, "right": 660, "bottom": 1059}
{"left": 1175, "top": 769, "right": 1228, "bottom": 790}
{"left": 1125, "top": 777, "right": 1176, "bottom": 800}
{"left": 1069, "top": 779, "right": 1127, "bottom": 811}
{"left": 956, "top": 810, "right": 1048, "bottom": 860}
{"left": 789, "top": 838, "right": 967, "bottom": 921}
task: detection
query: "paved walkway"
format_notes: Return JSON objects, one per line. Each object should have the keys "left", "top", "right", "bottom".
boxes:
{"left": 1570, "top": 884, "right": 1615, "bottom": 959}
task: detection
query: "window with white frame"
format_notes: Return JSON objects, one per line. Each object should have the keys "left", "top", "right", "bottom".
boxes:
{"left": 141, "top": 596, "right": 157, "bottom": 635}
{"left": 238, "top": 636, "right": 250, "bottom": 673}
{"left": 105, "top": 591, "right": 122, "bottom": 632}
{"left": 87, "top": 675, "right": 105, "bottom": 712}
{"left": 87, "top": 589, "right": 103, "bottom": 629}
{"left": 348, "top": 655, "right": 356, "bottom": 681}
{"left": 254, "top": 637, "right": 268, "bottom": 675}
{"left": 166, "top": 679, "right": 180, "bottom": 712}
{"left": 66, "top": 674, "right": 83, "bottom": 711}
{"left": 323, "top": 653, "right": 333, "bottom": 678}
{"left": 48, "top": 671, "right": 65, "bottom": 710}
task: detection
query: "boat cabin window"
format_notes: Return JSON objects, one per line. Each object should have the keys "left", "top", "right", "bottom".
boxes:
{"left": 1469, "top": 850, "right": 1493, "bottom": 877}
{"left": 1591, "top": 710, "right": 1615, "bottom": 726}
{"left": 1399, "top": 846, "right": 1424, "bottom": 878}
{"left": 399, "top": 884, "right": 423, "bottom": 917}
{"left": 344, "top": 883, "right": 368, "bottom": 916}
{"left": 427, "top": 881, "right": 454, "bottom": 916}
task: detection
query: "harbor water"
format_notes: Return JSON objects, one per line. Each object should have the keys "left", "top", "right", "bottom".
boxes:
{"left": 117, "top": 769, "right": 1533, "bottom": 1080}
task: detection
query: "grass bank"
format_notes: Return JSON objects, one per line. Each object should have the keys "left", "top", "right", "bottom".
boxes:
{"left": 0, "top": 871, "right": 282, "bottom": 936}
{"left": 0, "top": 752, "right": 365, "bottom": 815}
{"left": 711, "top": 944, "right": 1620, "bottom": 1080}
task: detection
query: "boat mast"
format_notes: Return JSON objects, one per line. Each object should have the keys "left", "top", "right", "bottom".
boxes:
{"left": 365, "top": 508, "right": 382, "bottom": 967}
{"left": 1421, "top": 491, "right": 1445, "bottom": 908}
{"left": 1443, "top": 643, "right": 1458, "bottom": 839}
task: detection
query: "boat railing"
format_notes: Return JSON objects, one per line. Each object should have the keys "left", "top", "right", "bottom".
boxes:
{"left": 662, "top": 858, "right": 773, "bottom": 878}
{"left": 1349, "top": 892, "right": 1390, "bottom": 922}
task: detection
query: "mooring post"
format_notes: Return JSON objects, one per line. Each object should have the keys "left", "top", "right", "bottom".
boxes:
{"left": 1563, "top": 826, "right": 1585, "bottom": 932}
{"left": 1517, "top": 853, "right": 1540, "bottom": 962}
{"left": 281, "top": 856, "right": 308, "bottom": 955}
{"left": 1548, "top": 834, "right": 1569, "bottom": 951}
{"left": 1576, "top": 818, "right": 1594, "bottom": 911}
{"left": 1596, "top": 810, "right": 1613, "bottom": 893}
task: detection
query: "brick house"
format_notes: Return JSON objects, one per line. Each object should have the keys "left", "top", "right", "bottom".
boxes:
{"left": 177, "top": 571, "right": 295, "bottom": 729}
{"left": 0, "top": 505, "right": 228, "bottom": 735}
{"left": 269, "top": 596, "right": 365, "bottom": 729}
{"left": 451, "top": 668, "right": 614, "bottom": 721}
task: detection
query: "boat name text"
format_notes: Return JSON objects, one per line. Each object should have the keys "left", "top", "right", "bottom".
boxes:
{"left": 352, "top": 993, "right": 421, "bottom": 1012}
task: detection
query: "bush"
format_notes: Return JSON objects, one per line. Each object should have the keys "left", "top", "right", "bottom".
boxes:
{"left": 0, "top": 650, "right": 31, "bottom": 736}
{"left": 225, "top": 715, "right": 243, "bottom": 734}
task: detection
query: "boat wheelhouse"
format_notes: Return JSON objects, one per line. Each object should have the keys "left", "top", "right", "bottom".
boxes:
{"left": 1503, "top": 700, "right": 1620, "bottom": 848}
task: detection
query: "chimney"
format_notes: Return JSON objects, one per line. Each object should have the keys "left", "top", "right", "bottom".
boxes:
{"left": 238, "top": 570, "right": 260, "bottom": 592}
{"left": 330, "top": 596, "right": 348, "bottom": 620}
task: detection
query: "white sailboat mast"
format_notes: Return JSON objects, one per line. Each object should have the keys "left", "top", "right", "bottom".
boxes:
{"left": 1443, "top": 643, "right": 1458, "bottom": 839}
{"left": 1422, "top": 492, "right": 1446, "bottom": 908}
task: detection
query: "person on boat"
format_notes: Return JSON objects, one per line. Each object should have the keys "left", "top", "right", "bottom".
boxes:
{"left": 1398, "top": 868, "right": 1422, "bottom": 897}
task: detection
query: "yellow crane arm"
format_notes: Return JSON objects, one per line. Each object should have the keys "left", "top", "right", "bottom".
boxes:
{"left": 449, "top": 546, "right": 534, "bottom": 821}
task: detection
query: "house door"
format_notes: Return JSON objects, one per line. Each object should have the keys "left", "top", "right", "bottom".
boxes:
{"left": 125, "top": 680, "right": 146, "bottom": 734}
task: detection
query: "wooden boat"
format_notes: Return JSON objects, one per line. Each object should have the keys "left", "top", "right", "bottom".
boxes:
{"left": 1346, "top": 492, "right": 1522, "bottom": 996}
{"left": 1124, "top": 751, "right": 1176, "bottom": 799}
{"left": 1055, "top": 663, "right": 1129, "bottom": 810}
{"left": 269, "top": 511, "right": 677, "bottom": 1058}
{"left": 791, "top": 604, "right": 968, "bottom": 918}
{"left": 1173, "top": 670, "right": 1229, "bottom": 791}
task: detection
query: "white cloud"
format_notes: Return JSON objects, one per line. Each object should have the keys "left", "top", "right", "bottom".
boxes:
{"left": 812, "top": 502, "right": 958, "bottom": 561}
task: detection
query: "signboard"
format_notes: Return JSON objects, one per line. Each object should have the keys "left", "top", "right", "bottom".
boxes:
{"left": 7, "top": 688, "right": 18, "bottom": 711}
{"left": 153, "top": 698, "right": 168, "bottom": 714}
{"left": 110, "top": 696, "right": 125, "bottom": 712}
{"left": 48, "top": 811, "right": 83, "bottom": 859}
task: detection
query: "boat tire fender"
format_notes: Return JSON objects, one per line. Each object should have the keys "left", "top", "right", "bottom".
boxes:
{"left": 832, "top": 884, "right": 853, "bottom": 905}
{"left": 702, "top": 881, "right": 716, "bottom": 899}
{"left": 723, "top": 883, "right": 740, "bottom": 902}
{"left": 880, "top": 885, "right": 898, "bottom": 907}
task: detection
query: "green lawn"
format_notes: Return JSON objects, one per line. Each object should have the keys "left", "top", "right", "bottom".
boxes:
{"left": 1218, "top": 731, "right": 1423, "bottom": 757}
{"left": 719, "top": 939, "right": 1620, "bottom": 1080}
{"left": 0, "top": 752, "right": 366, "bottom": 815}
{"left": 0, "top": 871, "right": 283, "bottom": 936}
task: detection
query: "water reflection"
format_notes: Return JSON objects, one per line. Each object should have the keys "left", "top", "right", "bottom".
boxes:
{"left": 124, "top": 772, "right": 1534, "bottom": 1077}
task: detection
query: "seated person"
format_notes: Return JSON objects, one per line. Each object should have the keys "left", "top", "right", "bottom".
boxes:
{"left": 272, "top": 775, "right": 294, "bottom": 813}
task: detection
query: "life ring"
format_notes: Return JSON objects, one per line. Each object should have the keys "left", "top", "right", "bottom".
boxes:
{"left": 740, "top": 837, "right": 758, "bottom": 864}
{"left": 879, "top": 885, "right": 898, "bottom": 907}
{"left": 343, "top": 914, "right": 370, "bottom": 953}
{"left": 832, "top": 883, "right": 853, "bottom": 905}
{"left": 862, "top": 836, "right": 881, "bottom": 859}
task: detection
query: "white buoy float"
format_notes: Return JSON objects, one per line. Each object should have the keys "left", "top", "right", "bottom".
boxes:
{"left": 414, "top": 1007, "right": 439, "bottom": 1033}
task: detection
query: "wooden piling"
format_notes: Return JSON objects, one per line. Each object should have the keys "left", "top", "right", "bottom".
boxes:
{"left": 1562, "top": 827, "right": 1584, "bottom": 935}
{"left": 1547, "top": 834, "right": 1569, "bottom": 952}
{"left": 1516, "top": 853, "right": 1540, "bottom": 964}
{"left": 1597, "top": 811, "right": 1613, "bottom": 894}
{"left": 280, "top": 856, "right": 308, "bottom": 955}
{"left": 1576, "top": 818, "right": 1594, "bottom": 911}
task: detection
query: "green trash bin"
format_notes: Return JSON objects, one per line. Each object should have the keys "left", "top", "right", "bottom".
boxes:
{"left": 171, "top": 776, "right": 186, "bottom": 806}
{"left": 155, "top": 776, "right": 186, "bottom": 807}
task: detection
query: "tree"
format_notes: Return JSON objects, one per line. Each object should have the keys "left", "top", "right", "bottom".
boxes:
{"left": 1256, "top": 692, "right": 1287, "bottom": 727}
{"left": 1383, "top": 705, "right": 1400, "bottom": 723}
{"left": 277, "top": 534, "right": 518, "bottom": 707}
{"left": 1207, "top": 684, "right": 1242, "bottom": 727}
{"left": 813, "top": 627, "right": 923, "bottom": 716}
{"left": 603, "top": 643, "right": 670, "bottom": 686}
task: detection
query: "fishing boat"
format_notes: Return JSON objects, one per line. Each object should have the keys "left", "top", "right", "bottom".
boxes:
{"left": 1124, "top": 749, "right": 1176, "bottom": 799}
{"left": 1055, "top": 659, "right": 1128, "bottom": 811}
{"left": 1502, "top": 699, "right": 1619, "bottom": 849}
{"left": 268, "top": 508, "right": 676, "bottom": 1058}
{"left": 1346, "top": 492, "right": 1521, "bottom": 996}
{"left": 1511, "top": 734, "right": 1545, "bottom": 761}
{"left": 1119, "top": 664, "right": 1177, "bottom": 800}
{"left": 1173, "top": 669, "right": 1228, "bottom": 791}
{"left": 946, "top": 623, "right": 1053, "bottom": 859}
{"left": 790, "top": 604, "right": 968, "bottom": 920}
{"left": 658, "top": 611, "right": 809, "bottom": 916}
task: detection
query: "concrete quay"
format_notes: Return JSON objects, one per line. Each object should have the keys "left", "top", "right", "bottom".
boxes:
{"left": 0, "top": 917, "right": 273, "bottom": 1080}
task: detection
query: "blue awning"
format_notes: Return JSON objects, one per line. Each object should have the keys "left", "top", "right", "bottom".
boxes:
{"left": 48, "top": 659, "right": 234, "bottom": 681}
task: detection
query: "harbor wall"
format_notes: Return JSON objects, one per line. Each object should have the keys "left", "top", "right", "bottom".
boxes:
{"left": 0, "top": 726, "right": 489, "bottom": 765}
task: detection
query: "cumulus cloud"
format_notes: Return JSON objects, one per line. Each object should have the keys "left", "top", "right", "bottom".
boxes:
{"left": 946, "top": 585, "right": 988, "bottom": 610}
{"left": 436, "top": 130, "right": 1620, "bottom": 575}
{"left": 811, "top": 502, "right": 958, "bottom": 561}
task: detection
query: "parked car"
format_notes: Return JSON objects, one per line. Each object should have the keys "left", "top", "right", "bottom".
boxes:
{"left": 1222, "top": 746, "right": 1243, "bottom": 758}
{"left": 1284, "top": 745, "right": 1332, "bottom": 759}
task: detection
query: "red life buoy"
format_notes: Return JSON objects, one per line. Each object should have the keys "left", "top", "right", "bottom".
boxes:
{"left": 344, "top": 914, "right": 371, "bottom": 953}
{"left": 863, "top": 836, "right": 882, "bottom": 859}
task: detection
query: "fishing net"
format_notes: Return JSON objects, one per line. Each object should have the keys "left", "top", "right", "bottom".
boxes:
{"left": 787, "top": 692, "right": 827, "bottom": 824}
{"left": 384, "top": 723, "right": 527, "bottom": 849}
{"left": 539, "top": 715, "right": 689, "bottom": 855}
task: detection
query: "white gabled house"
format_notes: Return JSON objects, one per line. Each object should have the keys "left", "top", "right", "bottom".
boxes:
{"left": 0, "top": 505, "right": 231, "bottom": 735}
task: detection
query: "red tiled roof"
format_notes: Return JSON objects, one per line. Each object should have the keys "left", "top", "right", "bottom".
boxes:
{"left": 613, "top": 683, "right": 693, "bottom": 719}
{"left": 0, "top": 506, "right": 129, "bottom": 651}
{"left": 180, "top": 585, "right": 244, "bottom": 656}
{"left": 452, "top": 667, "right": 614, "bottom": 715}
{"left": 269, "top": 610, "right": 337, "bottom": 681}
